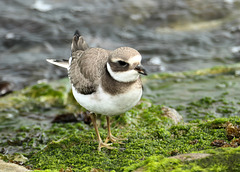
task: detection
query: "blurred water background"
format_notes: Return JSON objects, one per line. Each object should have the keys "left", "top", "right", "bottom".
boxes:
{"left": 1, "top": 0, "right": 240, "bottom": 91}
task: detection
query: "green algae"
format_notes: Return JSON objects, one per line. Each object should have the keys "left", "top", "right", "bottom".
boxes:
{"left": 0, "top": 83, "right": 66, "bottom": 130}
{"left": 144, "top": 63, "right": 240, "bottom": 81}
{"left": 175, "top": 94, "right": 240, "bottom": 122}
{"left": 25, "top": 116, "right": 240, "bottom": 171}
{"left": 1, "top": 64, "right": 240, "bottom": 171}
{"left": 124, "top": 146, "right": 240, "bottom": 172}
{"left": 0, "top": 82, "right": 66, "bottom": 110}
{"left": 143, "top": 63, "right": 240, "bottom": 121}
{"left": 123, "top": 155, "right": 181, "bottom": 172}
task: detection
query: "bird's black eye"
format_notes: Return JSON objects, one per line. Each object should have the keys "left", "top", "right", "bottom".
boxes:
{"left": 117, "top": 60, "right": 128, "bottom": 67}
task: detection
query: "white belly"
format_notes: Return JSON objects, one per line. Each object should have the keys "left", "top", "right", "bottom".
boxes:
{"left": 72, "top": 85, "right": 142, "bottom": 116}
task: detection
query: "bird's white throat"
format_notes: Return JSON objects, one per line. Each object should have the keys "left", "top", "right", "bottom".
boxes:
{"left": 107, "top": 63, "right": 139, "bottom": 82}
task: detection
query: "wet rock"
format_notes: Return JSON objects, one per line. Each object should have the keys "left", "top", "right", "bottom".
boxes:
{"left": 52, "top": 113, "right": 78, "bottom": 123}
{"left": 52, "top": 112, "right": 91, "bottom": 124}
{"left": 3, "top": 33, "right": 24, "bottom": 48}
{"left": 0, "top": 81, "right": 13, "bottom": 96}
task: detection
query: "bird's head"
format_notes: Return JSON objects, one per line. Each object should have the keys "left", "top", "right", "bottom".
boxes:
{"left": 107, "top": 47, "right": 147, "bottom": 82}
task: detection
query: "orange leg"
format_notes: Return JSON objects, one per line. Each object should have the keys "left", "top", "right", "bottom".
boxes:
{"left": 104, "top": 116, "right": 127, "bottom": 144}
{"left": 90, "top": 113, "right": 114, "bottom": 151}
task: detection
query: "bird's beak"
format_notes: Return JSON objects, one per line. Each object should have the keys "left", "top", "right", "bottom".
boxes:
{"left": 135, "top": 65, "right": 147, "bottom": 75}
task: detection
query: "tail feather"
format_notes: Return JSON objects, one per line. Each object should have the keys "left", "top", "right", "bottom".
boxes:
{"left": 71, "top": 30, "right": 89, "bottom": 52}
{"left": 46, "top": 59, "right": 69, "bottom": 68}
{"left": 46, "top": 30, "right": 88, "bottom": 68}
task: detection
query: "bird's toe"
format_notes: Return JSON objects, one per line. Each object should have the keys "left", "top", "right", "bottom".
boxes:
{"left": 104, "top": 134, "right": 127, "bottom": 144}
{"left": 98, "top": 142, "right": 115, "bottom": 151}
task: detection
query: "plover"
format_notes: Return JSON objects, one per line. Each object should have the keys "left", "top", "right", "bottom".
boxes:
{"left": 47, "top": 30, "right": 147, "bottom": 151}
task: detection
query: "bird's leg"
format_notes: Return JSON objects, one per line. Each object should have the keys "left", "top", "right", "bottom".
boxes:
{"left": 104, "top": 116, "right": 127, "bottom": 144}
{"left": 90, "top": 113, "right": 114, "bottom": 151}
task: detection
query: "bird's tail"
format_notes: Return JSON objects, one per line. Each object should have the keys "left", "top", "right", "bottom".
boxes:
{"left": 46, "top": 30, "right": 89, "bottom": 68}
{"left": 71, "top": 30, "right": 89, "bottom": 52}
{"left": 46, "top": 59, "right": 69, "bottom": 68}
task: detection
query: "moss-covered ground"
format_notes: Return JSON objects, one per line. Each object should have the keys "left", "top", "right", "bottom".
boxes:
{"left": 1, "top": 63, "right": 240, "bottom": 171}
{"left": 125, "top": 146, "right": 240, "bottom": 172}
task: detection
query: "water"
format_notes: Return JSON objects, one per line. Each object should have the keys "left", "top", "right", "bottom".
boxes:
{"left": 1, "top": 0, "right": 240, "bottom": 91}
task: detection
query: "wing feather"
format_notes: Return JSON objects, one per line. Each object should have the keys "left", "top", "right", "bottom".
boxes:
{"left": 68, "top": 48, "right": 109, "bottom": 94}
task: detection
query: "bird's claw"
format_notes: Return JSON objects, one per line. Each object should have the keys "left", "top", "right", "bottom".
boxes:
{"left": 104, "top": 134, "right": 127, "bottom": 144}
{"left": 98, "top": 141, "right": 115, "bottom": 151}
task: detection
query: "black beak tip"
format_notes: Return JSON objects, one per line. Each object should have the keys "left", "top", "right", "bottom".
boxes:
{"left": 142, "top": 71, "right": 148, "bottom": 75}
{"left": 139, "top": 69, "right": 147, "bottom": 75}
{"left": 135, "top": 65, "right": 148, "bottom": 76}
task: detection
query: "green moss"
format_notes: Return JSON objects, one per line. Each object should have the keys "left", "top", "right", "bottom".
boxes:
{"left": 2, "top": 64, "right": 240, "bottom": 171}
{"left": 145, "top": 63, "right": 240, "bottom": 81}
{"left": 174, "top": 93, "right": 240, "bottom": 122}
{"left": 143, "top": 64, "right": 240, "bottom": 119}
{"left": 0, "top": 83, "right": 67, "bottom": 111}
{"left": 123, "top": 155, "right": 181, "bottom": 172}
{"left": 125, "top": 147, "right": 240, "bottom": 172}
{"left": 124, "top": 155, "right": 181, "bottom": 172}
{"left": 24, "top": 116, "right": 240, "bottom": 171}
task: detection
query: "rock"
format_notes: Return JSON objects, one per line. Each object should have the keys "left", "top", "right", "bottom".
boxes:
{"left": 51, "top": 112, "right": 91, "bottom": 124}
{"left": 0, "top": 81, "right": 13, "bottom": 96}
{"left": 169, "top": 153, "right": 211, "bottom": 161}
{"left": 0, "top": 160, "right": 29, "bottom": 172}
{"left": 162, "top": 106, "right": 183, "bottom": 124}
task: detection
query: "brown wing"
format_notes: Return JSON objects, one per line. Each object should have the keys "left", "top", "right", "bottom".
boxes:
{"left": 68, "top": 48, "right": 109, "bottom": 95}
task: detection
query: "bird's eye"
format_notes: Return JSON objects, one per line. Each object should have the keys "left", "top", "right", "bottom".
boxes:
{"left": 117, "top": 60, "right": 128, "bottom": 67}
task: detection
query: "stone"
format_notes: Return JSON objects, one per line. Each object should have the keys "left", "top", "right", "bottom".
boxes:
{"left": 0, "top": 160, "right": 29, "bottom": 172}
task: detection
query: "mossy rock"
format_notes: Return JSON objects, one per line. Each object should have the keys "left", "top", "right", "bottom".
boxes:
{"left": 125, "top": 146, "right": 240, "bottom": 172}
{"left": 1, "top": 64, "right": 240, "bottom": 171}
{"left": 23, "top": 116, "right": 240, "bottom": 171}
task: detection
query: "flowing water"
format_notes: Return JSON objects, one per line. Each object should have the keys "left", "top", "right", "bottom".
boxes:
{"left": 1, "top": 0, "right": 240, "bottom": 91}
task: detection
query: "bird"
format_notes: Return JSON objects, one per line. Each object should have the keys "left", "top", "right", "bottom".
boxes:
{"left": 46, "top": 30, "right": 147, "bottom": 151}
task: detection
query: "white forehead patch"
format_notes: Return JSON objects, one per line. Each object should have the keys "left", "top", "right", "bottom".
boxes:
{"left": 111, "top": 55, "right": 142, "bottom": 64}
{"left": 128, "top": 55, "right": 142, "bottom": 64}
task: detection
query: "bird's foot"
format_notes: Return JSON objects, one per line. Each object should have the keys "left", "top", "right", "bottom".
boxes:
{"left": 104, "top": 134, "right": 127, "bottom": 144}
{"left": 98, "top": 141, "right": 115, "bottom": 151}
